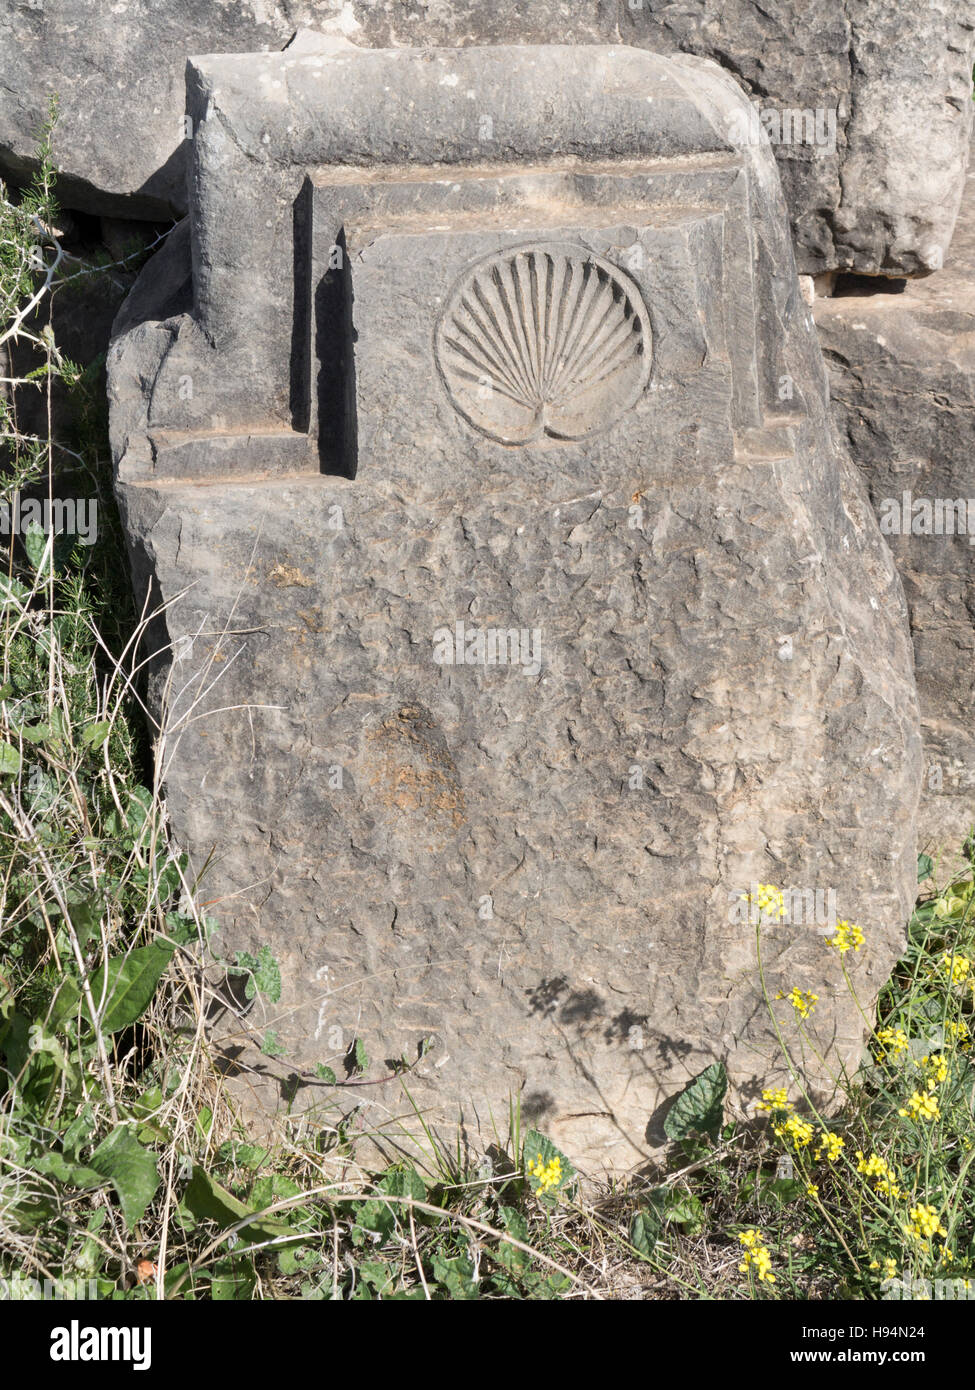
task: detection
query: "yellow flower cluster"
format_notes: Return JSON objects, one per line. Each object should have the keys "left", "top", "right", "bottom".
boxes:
{"left": 826, "top": 920, "right": 865, "bottom": 953}
{"left": 780, "top": 987, "right": 819, "bottom": 1019}
{"left": 870, "top": 1257, "right": 898, "bottom": 1279}
{"left": 946, "top": 1020, "right": 971, "bottom": 1047}
{"left": 813, "top": 1131, "right": 844, "bottom": 1162}
{"left": 743, "top": 883, "right": 787, "bottom": 918}
{"left": 898, "top": 1089, "right": 941, "bottom": 1122}
{"left": 526, "top": 1153, "right": 563, "bottom": 1194}
{"left": 905, "top": 1204, "right": 947, "bottom": 1242}
{"left": 773, "top": 1113, "right": 815, "bottom": 1150}
{"left": 933, "top": 951, "right": 972, "bottom": 986}
{"left": 755, "top": 1086, "right": 792, "bottom": 1115}
{"left": 738, "top": 1229, "right": 775, "bottom": 1283}
{"left": 855, "top": 1151, "right": 904, "bottom": 1200}
{"left": 875, "top": 1025, "right": 910, "bottom": 1058}
{"left": 919, "top": 1052, "right": 948, "bottom": 1085}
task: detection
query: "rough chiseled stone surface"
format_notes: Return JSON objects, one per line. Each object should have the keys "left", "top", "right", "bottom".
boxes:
{"left": 108, "top": 45, "right": 921, "bottom": 1172}
{"left": 624, "top": 1, "right": 975, "bottom": 277}
{"left": 815, "top": 160, "right": 975, "bottom": 854}
{"left": 2, "top": 3, "right": 973, "bottom": 275}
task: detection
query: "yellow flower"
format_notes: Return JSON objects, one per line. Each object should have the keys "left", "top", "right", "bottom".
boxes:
{"left": 934, "top": 951, "right": 971, "bottom": 985}
{"left": 898, "top": 1089, "right": 941, "bottom": 1122}
{"left": 869, "top": 1257, "right": 898, "bottom": 1279}
{"left": 738, "top": 1229, "right": 775, "bottom": 1283}
{"left": 856, "top": 1151, "right": 903, "bottom": 1198}
{"left": 742, "top": 883, "right": 787, "bottom": 919}
{"left": 946, "top": 1020, "right": 970, "bottom": 1047}
{"left": 875, "top": 1026, "right": 910, "bottom": 1058}
{"left": 773, "top": 1113, "right": 814, "bottom": 1150}
{"left": 826, "top": 920, "right": 865, "bottom": 953}
{"left": 526, "top": 1153, "right": 563, "bottom": 1194}
{"left": 918, "top": 1053, "right": 948, "bottom": 1085}
{"left": 856, "top": 1151, "right": 889, "bottom": 1179}
{"left": 813, "top": 1131, "right": 844, "bottom": 1162}
{"left": 755, "top": 1087, "right": 793, "bottom": 1115}
{"left": 905, "top": 1204, "right": 947, "bottom": 1242}
{"left": 779, "top": 987, "right": 819, "bottom": 1019}
{"left": 805, "top": 1184, "right": 819, "bottom": 1198}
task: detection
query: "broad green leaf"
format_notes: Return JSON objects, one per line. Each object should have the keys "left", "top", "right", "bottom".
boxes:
{"left": 315, "top": 1063, "right": 336, "bottom": 1084}
{"left": 66, "top": 892, "right": 103, "bottom": 947}
{"left": 522, "top": 1129, "right": 575, "bottom": 1199}
{"left": 430, "top": 1253, "right": 478, "bottom": 1299}
{"left": 663, "top": 1191, "right": 705, "bottom": 1234}
{"left": 81, "top": 721, "right": 111, "bottom": 750}
{"left": 19, "top": 723, "right": 52, "bottom": 745}
{"left": 0, "top": 574, "right": 29, "bottom": 608}
{"left": 0, "top": 743, "right": 21, "bottom": 775}
{"left": 379, "top": 1168, "right": 426, "bottom": 1202}
{"left": 210, "top": 1257, "right": 256, "bottom": 1301}
{"left": 216, "top": 1141, "right": 268, "bottom": 1171}
{"left": 29, "top": 1151, "right": 103, "bottom": 1189}
{"left": 62, "top": 1105, "right": 96, "bottom": 1159}
{"left": 663, "top": 1061, "right": 727, "bottom": 1142}
{"left": 88, "top": 1127, "right": 159, "bottom": 1230}
{"left": 22, "top": 520, "right": 52, "bottom": 576}
{"left": 628, "top": 1186, "right": 669, "bottom": 1256}
{"left": 181, "top": 1166, "right": 293, "bottom": 1243}
{"left": 353, "top": 1197, "right": 395, "bottom": 1239}
{"left": 917, "top": 853, "right": 934, "bottom": 883}
{"left": 260, "top": 1029, "right": 286, "bottom": 1058}
{"left": 497, "top": 1206, "right": 531, "bottom": 1273}
{"left": 354, "top": 1037, "right": 369, "bottom": 1072}
{"left": 250, "top": 1173, "right": 302, "bottom": 1209}
{"left": 23, "top": 1023, "right": 77, "bottom": 1084}
{"left": 48, "top": 978, "right": 81, "bottom": 1029}
{"left": 629, "top": 1207, "right": 662, "bottom": 1257}
{"left": 232, "top": 945, "right": 281, "bottom": 1002}
{"left": 83, "top": 938, "right": 175, "bottom": 1033}
{"left": 250, "top": 945, "right": 281, "bottom": 1002}
{"left": 132, "top": 1086, "right": 164, "bottom": 1118}
{"left": 182, "top": 1165, "right": 249, "bottom": 1228}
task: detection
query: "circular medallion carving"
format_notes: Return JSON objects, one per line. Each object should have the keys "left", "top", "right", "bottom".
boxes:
{"left": 435, "top": 242, "right": 652, "bottom": 445}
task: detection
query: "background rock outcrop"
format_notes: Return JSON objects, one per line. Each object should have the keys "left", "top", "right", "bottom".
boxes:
{"left": 2, "top": 3, "right": 972, "bottom": 274}
{"left": 816, "top": 161, "right": 975, "bottom": 854}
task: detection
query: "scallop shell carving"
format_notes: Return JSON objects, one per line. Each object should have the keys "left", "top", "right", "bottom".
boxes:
{"left": 435, "top": 242, "right": 651, "bottom": 445}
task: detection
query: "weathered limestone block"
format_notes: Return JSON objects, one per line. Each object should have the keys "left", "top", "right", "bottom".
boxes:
{"left": 3, "top": 2, "right": 972, "bottom": 276}
{"left": 624, "top": 1, "right": 975, "bottom": 277}
{"left": 0, "top": 4, "right": 617, "bottom": 217}
{"left": 108, "top": 45, "right": 921, "bottom": 1172}
{"left": 815, "top": 160, "right": 975, "bottom": 854}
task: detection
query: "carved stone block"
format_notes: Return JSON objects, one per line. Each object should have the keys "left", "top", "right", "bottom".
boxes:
{"left": 108, "top": 45, "right": 921, "bottom": 1172}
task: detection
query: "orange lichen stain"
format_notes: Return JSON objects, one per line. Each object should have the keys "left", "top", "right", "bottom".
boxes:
{"left": 364, "top": 704, "right": 466, "bottom": 829}
{"left": 268, "top": 562, "right": 314, "bottom": 588}
{"left": 297, "top": 609, "right": 327, "bottom": 632}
